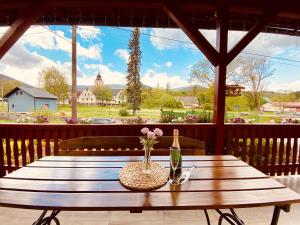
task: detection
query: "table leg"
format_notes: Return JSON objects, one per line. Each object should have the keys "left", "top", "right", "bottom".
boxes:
{"left": 270, "top": 205, "right": 290, "bottom": 225}
{"left": 32, "top": 210, "right": 61, "bottom": 225}
{"left": 215, "top": 209, "right": 245, "bottom": 225}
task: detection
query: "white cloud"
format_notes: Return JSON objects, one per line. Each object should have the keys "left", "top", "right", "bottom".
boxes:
{"left": 141, "top": 69, "right": 189, "bottom": 88}
{"left": 77, "top": 26, "right": 101, "bottom": 41}
{"left": 150, "top": 28, "right": 300, "bottom": 57}
{"left": 20, "top": 26, "right": 102, "bottom": 60}
{"left": 153, "top": 63, "right": 162, "bottom": 68}
{"left": 114, "top": 49, "right": 129, "bottom": 63}
{"left": 267, "top": 80, "right": 300, "bottom": 92}
{"left": 165, "top": 61, "right": 172, "bottom": 68}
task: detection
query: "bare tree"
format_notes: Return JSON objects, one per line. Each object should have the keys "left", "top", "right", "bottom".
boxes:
{"left": 190, "top": 56, "right": 247, "bottom": 87}
{"left": 242, "top": 57, "right": 275, "bottom": 110}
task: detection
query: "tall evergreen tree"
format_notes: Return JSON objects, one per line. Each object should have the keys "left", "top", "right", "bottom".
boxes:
{"left": 126, "top": 28, "right": 142, "bottom": 115}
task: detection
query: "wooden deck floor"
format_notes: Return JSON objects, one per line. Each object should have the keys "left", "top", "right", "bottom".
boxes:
{"left": 0, "top": 204, "right": 299, "bottom": 225}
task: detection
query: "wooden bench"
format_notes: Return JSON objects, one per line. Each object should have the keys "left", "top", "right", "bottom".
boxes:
{"left": 59, "top": 136, "right": 206, "bottom": 156}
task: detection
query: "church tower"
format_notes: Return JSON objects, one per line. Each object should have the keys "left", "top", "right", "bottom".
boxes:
{"left": 95, "top": 72, "right": 103, "bottom": 87}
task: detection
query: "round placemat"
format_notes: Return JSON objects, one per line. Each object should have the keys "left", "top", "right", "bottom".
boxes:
{"left": 119, "top": 162, "right": 169, "bottom": 190}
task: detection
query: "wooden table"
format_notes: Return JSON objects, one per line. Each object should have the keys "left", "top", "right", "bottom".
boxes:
{"left": 0, "top": 155, "right": 300, "bottom": 225}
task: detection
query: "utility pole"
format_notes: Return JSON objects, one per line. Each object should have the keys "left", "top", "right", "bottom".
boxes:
{"left": 71, "top": 26, "right": 77, "bottom": 122}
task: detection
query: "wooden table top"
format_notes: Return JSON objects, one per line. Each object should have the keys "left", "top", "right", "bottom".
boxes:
{"left": 0, "top": 155, "right": 300, "bottom": 211}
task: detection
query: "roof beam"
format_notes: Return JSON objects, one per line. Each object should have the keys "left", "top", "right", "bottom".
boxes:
{"left": 227, "top": 10, "right": 279, "bottom": 64}
{"left": 0, "top": 1, "right": 47, "bottom": 59}
{"left": 163, "top": 3, "right": 219, "bottom": 66}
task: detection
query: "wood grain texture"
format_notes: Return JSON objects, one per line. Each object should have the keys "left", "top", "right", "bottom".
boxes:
{"left": 0, "top": 155, "right": 300, "bottom": 211}
{"left": 0, "top": 188, "right": 298, "bottom": 210}
{"left": 5, "top": 166, "right": 267, "bottom": 181}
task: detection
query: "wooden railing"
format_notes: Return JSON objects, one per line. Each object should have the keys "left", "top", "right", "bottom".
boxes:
{"left": 0, "top": 124, "right": 215, "bottom": 176}
{"left": 224, "top": 124, "right": 300, "bottom": 176}
{"left": 0, "top": 123, "right": 299, "bottom": 177}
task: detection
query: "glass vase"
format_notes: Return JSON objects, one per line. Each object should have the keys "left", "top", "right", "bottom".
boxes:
{"left": 142, "top": 146, "right": 153, "bottom": 174}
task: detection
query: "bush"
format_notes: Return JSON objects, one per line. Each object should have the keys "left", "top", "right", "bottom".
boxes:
{"left": 160, "top": 109, "right": 212, "bottom": 123}
{"left": 32, "top": 108, "right": 52, "bottom": 123}
{"left": 119, "top": 108, "right": 129, "bottom": 117}
{"left": 159, "top": 94, "right": 183, "bottom": 108}
{"left": 121, "top": 116, "right": 146, "bottom": 124}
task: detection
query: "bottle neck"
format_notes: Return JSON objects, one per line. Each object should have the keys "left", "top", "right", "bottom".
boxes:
{"left": 172, "top": 135, "right": 180, "bottom": 149}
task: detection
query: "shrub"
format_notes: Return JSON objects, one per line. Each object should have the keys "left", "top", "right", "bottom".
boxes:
{"left": 119, "top": 108, "right": 129, "bottom": 117}
{"left": 121, "top": 116, "right": 147, "bottom": 124}
{"left": 160, "top": 109, "right": 212, "bottom": 123}
{"left": 32, "top": 108, "right": 52, "bottom": 123}
{"left": 159, "top": 94, "right": 183, "bottom": 108}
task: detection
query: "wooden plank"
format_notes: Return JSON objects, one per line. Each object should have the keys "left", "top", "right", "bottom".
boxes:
{"left": 284, "top": 134, "right": 292, "bottom": 175}
{"left": 5, "top": 166, "right": 267, "bottom": 181}
{"left": 0, "top": 134, "right": 5, "bottom": 177}
{"left": 278, "top": 136, "right": 285, "bottom": 175}
{"left": 291, "top": 130, "right": 298, "bottom": 175}
{"left": 0, "top": 178, "right": 284, "bottom": 193}
{"left": 28, "top": 160, "right": 249, "bottom": 168}
{"left": 248, "top": 129, "right": 255, "bottom": 166}
{"left": 5, "top": 138, "right": 12, "bottom": 170}
{"left": 0, "top": 188, "right": 298, "bottom": 210}
{"left": 40, "top": 155, "right": 238, "bottom": 162}
{"left": 263, "top": 128, "right": 271, "bottom": 174}
{"left": 20, "top": 131, "right": 27, "bottom": 167}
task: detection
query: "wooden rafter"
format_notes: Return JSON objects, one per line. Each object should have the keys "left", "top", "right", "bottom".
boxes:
{"left": 227, "top": 10, "right": 279, "bottom": 64}
{"left": 163, "top": 3, "right": 219, "bottom": 66}
{"left": 0, "top": 1, "right": 47, "bottom": 59}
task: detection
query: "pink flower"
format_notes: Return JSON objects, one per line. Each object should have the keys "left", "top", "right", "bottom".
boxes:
{"left": 147, "top": 131, "right": 156, "bottom": 139}
{"left": 141, "top": 127, "right": 149, "bottom": 135}
{"left": 154, "top": 128, "right": 163, "bottom": 137}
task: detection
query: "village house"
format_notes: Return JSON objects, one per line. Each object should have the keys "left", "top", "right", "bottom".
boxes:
{"left": 262, "top": 102, "right": 300, "bottom": 113}
{"left": 175, "top": 96, "right": 199, "bottom": 108}
{"left": 4, "top": 86, "right": 57, "bottom": 112}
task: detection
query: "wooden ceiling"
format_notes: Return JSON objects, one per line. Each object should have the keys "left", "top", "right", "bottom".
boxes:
{"left": 0, "top": 0, "right": 299, "bottom": 36}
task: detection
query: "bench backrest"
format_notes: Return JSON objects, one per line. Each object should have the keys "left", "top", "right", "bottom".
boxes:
{"left": 58, "top": 136, "right": 206, "bottom": 156}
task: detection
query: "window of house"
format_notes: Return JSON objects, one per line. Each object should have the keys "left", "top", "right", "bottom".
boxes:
{"left": 12, "top": 104, "right": 14, "bottom": 108}
{"left": 16, "top": 91, "right": 19, "bottom": 95}
{"left": 20, "top": 91, "right": 23, "bottom": 95}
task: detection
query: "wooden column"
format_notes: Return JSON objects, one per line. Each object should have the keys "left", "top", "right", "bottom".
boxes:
{"left": 213, "top": 6, "right": 229, "bottom": 155}
{"left": 71, "top": 26, "right": 77, "bottom": 122}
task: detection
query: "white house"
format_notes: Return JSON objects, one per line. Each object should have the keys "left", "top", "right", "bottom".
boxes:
{"left": 77, "top": 89, "right": 96, "bottom": 105}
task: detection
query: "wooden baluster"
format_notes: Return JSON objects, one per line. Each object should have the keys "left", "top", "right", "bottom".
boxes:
{"left": 284, "top": 127, "right": 292, "bottom": 176}
{"left": 6, "top": 137, "right": 11, "bottom": 172}
{"left": 233, "top": 127, "right": 240, "bottom": 158}
{"left": 248, "top": 128, "right": 255, "bottom": 167}
{"left": 241, "top": 127, "right": 248, "bottom": 162}
{"left": 270, "top": 135, "right": 278, "bottom": 176}
{"left": 53, "top": 129, "right": 59, "bottom": 156}
{"left": 291, "top": 135, "right": 298, "bottom": 175}
{"left": 20, "top": 130, "right": 27, "bottom": 166}
{"left": 278, "top": 135, "right": 285, "bottom": 176}
{"left": 256, "top": 128, "right": 263, "bottom": 171}
{"left": 28, "top": 131, "right": 35, "bottom": 163}
{"left": 0, "top": 133, "right": 5, "bottom": 177}
{"left": 13, "top": 136, "right": 19, "bottom": 168}
{"left": 263, "top": 128, "right": 270, "bottom": 175}
{"left": 45, "top": 130, "right": 50, "bottom": 156}
{"left": 37, "top": 131, "right": 43, "bottom": 159}
{"left": 225, "top": 126, "right": 232, "bottom": 155}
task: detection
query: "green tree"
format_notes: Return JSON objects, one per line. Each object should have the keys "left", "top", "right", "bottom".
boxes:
{"left": 39, "top": 67, "right": 69, "bottom": 104}
{"left": 92, "top": 86, "right": 112, "bottom": 101}
{"left": 126, "top": 28, "right": 142, "bottom": 115}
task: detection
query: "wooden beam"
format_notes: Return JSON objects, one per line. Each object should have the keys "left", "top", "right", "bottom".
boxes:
{"left": 0, "top": 1, "right": 46, "bottom": 59}
{"left": 71, "top": 26, "right": 78, "bottom": 122}
{"left": 213, "top": 5, "right": 229, "bottom": 155}
{"left": 227, "top": 10, "right": 278, "bottom": 64}
{"left": 163, "top": 3, "right": 219, "bottom": 66}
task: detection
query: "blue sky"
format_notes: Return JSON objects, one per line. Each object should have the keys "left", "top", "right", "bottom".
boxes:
{"left": 0, "top": 25, "right": 299, "bottom": 91}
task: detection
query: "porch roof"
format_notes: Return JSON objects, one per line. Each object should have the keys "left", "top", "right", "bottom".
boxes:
{"left": 0, "top": 0, "right": 299, "bottom": 36}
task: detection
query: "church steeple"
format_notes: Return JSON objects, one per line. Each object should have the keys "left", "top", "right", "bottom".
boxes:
{"left": 95, "top": 72, "right": 103, "bottom": 87}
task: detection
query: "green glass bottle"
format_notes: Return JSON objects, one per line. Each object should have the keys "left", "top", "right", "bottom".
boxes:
{"left": 170, "top": 129, "right": 182, "bottom": 181}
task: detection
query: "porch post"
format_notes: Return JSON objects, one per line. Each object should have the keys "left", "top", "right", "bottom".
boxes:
{"left": 213, "top": 5, "right": 228, "bottom": 155}
{"left": 71, "top": 26, "right": 77, "bottom": 122}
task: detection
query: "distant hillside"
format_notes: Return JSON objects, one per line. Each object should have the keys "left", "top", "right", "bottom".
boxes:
{"left": 173, "top": 85, "right": 207, "bottom": 91}
{"left": 0, "top": 74, "right": 32, "bottom": 87}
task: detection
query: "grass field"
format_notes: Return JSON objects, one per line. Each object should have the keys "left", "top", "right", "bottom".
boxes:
{"left": 0, "top": 103, "right": 296, "bottom": 124}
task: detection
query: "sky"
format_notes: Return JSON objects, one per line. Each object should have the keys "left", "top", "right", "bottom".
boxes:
{"left": 0, "top": 25, "right": 300, "bottom": 91}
